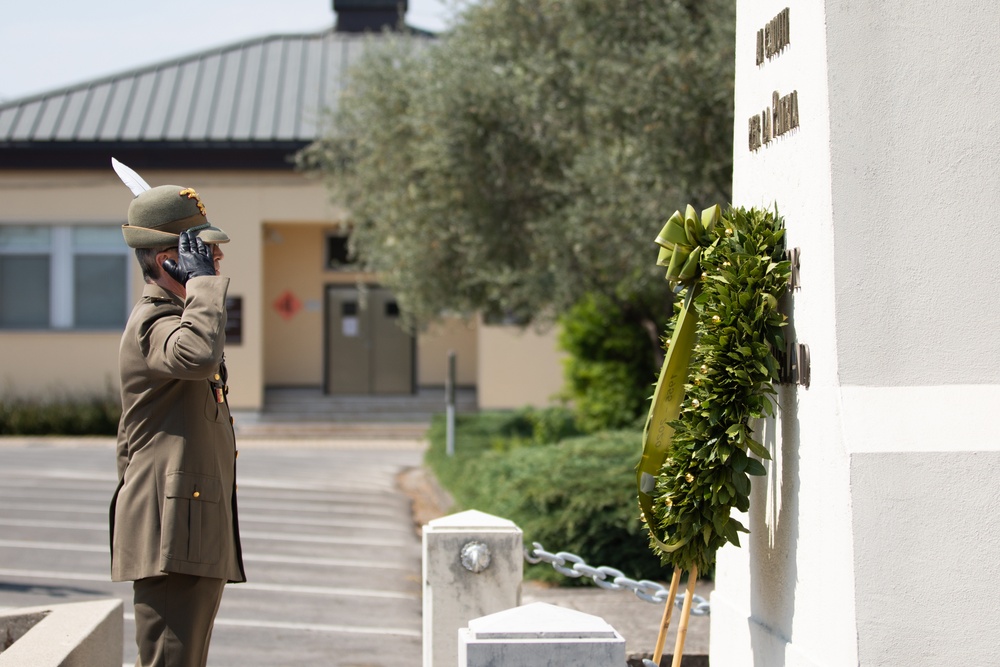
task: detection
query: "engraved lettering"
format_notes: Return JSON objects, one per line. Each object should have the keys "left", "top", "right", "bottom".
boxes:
{"left": 747, "top": 8, "right": 796, "bottom": 154}
{"left": 774, "top": 89, "right": 800, "bottom": 139}
{"left": 747, "top": 89, "right": 800, "bottom": 153}
{"left": 772, "top": 91, "right": 781, "bottom": 136}
{"left": 749, "top": 115, "right": 762, "bottom": 152}
{"left": 757, "top": 7, "right": 791, "bottom": 64}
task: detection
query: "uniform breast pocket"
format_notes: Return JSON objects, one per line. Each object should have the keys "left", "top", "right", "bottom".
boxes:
{"left": 163, "top": 472, "right": 223, "bottom": 564}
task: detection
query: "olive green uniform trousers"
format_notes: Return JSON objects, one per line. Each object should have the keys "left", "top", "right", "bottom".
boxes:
{"left": 132, "top": 573, "right": 225, "bottom": 667}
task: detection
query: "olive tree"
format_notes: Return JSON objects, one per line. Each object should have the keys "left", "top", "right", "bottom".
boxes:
{"left": 300, "top": 0, "right": 734, "bottom": 425}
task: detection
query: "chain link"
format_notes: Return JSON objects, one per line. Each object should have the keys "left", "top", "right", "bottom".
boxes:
{"left": 523, "top": 542, "right": 711, "bottom": 616}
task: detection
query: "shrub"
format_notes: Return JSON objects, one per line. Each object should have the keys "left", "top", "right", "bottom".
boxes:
{"left": 426, "top": 410, "right": 670, "bottom": 585}
{"left": 488, "top": 406, "right": 582, "bottom": 452}
{"left": 558, "top": 294, "right": 659, "bottom": 432}
{"left": 0, "top": 391, "right": 120, "bottom": 436}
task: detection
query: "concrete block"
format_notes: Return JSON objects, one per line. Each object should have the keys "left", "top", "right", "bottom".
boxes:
{"left": 458, "top": 601, "right": 625, "bottom": 667}
{"left": 0, "top": 599, "right": 123, "bottom": 667}
{"left": 423, "top": 509, "right": 523, "bottom": 667}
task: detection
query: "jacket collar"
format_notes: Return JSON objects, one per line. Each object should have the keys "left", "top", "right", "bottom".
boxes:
{"left": 142, "top": 282, "right": 184, "bottom": 306}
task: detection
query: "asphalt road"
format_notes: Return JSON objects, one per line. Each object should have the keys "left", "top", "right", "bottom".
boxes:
{"left": 0, "top": 437, "right": 426, "bottom": 667}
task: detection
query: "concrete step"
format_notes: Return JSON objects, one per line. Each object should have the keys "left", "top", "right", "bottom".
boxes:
{"left": 233, "top": 420, "right": 430, "bottom": 440}
{"left": 263, "top": 387, "right": 476, "bottom": 413}
{"left": 230, "top": 386, "right": 476, "bottom": 440}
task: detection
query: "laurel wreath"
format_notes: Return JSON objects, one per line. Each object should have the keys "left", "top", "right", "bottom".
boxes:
{"left": 643, "top": 206, "right": 791, "bottom": 573}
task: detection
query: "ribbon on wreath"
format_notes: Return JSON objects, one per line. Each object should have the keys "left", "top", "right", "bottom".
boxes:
{"left": 637, "top": 204, "right": 720, "bottom": 552}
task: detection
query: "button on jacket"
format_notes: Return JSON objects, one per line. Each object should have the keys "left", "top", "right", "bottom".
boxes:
{"left": 110, "top": 276, "right": 245, "bottom": 583}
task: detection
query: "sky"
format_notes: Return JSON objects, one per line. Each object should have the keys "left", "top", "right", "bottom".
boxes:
{"left": 0, "top": 0, "right": 465, "bottom": 102}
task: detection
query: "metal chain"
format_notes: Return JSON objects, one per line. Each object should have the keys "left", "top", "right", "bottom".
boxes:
{"left": 523, "top": 542, "right": 711, "bottom": 616}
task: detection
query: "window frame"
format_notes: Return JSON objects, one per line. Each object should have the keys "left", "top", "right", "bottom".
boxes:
{"left": 0, "top": 224, "right": 132, "bottom": 331}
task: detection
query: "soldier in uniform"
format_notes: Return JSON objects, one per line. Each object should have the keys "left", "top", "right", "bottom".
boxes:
{"left": 109, "top": 180, "right": 245, "bottom": 667}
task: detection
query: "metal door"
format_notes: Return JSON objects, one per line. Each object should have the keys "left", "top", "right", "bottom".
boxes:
{"left": 325, "top": 285, "right": 414, "bottom": 394}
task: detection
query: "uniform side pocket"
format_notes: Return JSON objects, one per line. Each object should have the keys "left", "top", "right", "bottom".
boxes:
{"left": 163, "top": 471, "right": 223, "bottom": 565}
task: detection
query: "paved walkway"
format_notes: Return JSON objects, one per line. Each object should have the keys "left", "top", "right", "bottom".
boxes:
{"left": 0, "top": 436, "right": 424, "bottom": 667}
{"left": 0, "top": 433, "right": 709, "bottom": 665}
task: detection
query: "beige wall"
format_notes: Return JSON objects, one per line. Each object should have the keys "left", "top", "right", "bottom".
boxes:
{"left": 0, "top": 332, "right": 120, "bottom": 399}
{"left": 263, "top": 223, "right": 351, "bottom": 387}
{"left": 417, "top": 316, "right": 478, "bottom": 386}
{"left": 476, "top": 319, "right": 566, "bottom": 409}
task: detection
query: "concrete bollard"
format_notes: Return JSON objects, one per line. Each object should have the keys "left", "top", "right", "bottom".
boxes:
{"left": 423, "top": 509, "right": 523, "bottom": 667}
{"left": 458, "top": 601, "right": 626, "bottom": 667}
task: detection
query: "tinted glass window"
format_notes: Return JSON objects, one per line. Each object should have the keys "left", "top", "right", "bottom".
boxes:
{"left": 0, "top": 255, "right": 50, "bottom": 328}
{"left": 74, "top": 255, "right": 127, "bottom": 328}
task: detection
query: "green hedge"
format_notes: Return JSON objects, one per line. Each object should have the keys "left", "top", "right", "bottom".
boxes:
{"left": 0, "top": 393, "right": 120, "bottom": 436}
{"left": 426, "top": 409, "right": 671, "bottom": 585}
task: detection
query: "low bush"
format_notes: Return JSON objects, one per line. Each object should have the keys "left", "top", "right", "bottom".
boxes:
{"left": 0, "top": 392, "right": 120, "bottom": 436}
{"left": 426, "top": 409, "right": 670, "bottom": 585}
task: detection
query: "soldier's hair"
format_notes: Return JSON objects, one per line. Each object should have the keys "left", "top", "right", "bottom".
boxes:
{"left": 135, "top": 246, "right": 174, "bottom": 283}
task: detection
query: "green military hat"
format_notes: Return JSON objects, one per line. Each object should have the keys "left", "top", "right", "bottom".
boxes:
{"left": 112, "top": 158, "right": 229, "bottom": 249}
{"left": 122, "top": 185, "right": 230, "bottom": 249}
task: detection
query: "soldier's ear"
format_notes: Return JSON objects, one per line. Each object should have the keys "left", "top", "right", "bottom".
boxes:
{"left": 154, "top": 247, "right": 180, "bottom": 282}
{"left": 155, "top": 247, "right": 176, "bottom": 265}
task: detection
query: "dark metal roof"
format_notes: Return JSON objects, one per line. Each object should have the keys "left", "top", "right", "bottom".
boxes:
{"left": 0, "top": 28, "right": 426, "bottom": 169}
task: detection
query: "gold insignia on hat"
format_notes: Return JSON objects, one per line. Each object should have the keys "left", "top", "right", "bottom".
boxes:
{"left": 178, "top": 188, "right": 207, "bottom": 216}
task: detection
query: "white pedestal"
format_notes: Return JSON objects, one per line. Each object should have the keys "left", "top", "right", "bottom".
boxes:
{"left": 423, "top": 510, "right": 524, "bottom": 667}
{"left": 458, "top": 602, "right": 625, "bottom": 667}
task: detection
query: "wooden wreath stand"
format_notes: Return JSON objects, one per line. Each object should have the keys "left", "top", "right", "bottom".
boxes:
{"left": 652, "top": 565, "right": 699, "bottom": 667}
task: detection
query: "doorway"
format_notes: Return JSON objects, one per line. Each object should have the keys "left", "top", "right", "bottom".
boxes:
{"left": 324, "top": 285, "right": 414, "bottom": 394}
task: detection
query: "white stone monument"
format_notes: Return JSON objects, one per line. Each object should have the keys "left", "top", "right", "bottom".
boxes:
{"left": 717, "top": 2, "right": 1000, "bottom": 666}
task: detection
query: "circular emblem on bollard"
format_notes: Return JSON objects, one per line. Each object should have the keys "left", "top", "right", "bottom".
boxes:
{"left": 460, "top": 541, "right": 491, "bottom": 573}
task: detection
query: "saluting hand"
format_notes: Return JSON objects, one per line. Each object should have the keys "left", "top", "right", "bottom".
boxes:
{"left": 162, "top": 230, "right": 216, "bottom": 285}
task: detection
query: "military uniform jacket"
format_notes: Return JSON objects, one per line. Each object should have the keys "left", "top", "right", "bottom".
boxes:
{"left": 110, "top": 276, "right": 246, "bottom": 583}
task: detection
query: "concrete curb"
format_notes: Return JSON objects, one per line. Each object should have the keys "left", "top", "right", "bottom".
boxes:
{"left": 0, "top": 599, "right": 123, "bottom": 667}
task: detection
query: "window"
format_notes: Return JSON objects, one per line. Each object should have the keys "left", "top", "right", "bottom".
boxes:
{"left": 325, "top": 233, "right": 356, "bottom": 270}
{"left": 0, "top": 225, "right": 130, "bottom": 330}
{"left": 225, "top": 296, "right": 243, "bottom": 345}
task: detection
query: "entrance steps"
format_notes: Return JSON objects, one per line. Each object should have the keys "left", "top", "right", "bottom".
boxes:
{"left": 232, "top": 386, "right": 478, "bottom": 440}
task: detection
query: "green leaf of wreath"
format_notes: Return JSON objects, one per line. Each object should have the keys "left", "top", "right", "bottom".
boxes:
{"left": 745, "top": 457, "right": 767, "bottom": 477}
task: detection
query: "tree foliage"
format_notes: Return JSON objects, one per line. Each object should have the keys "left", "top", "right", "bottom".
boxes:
{"left": 299, "top": 0, "right": 735, "bottom": 328}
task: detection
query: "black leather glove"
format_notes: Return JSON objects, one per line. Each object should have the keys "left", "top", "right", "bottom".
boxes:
{"left": 162, "top": 230, "right": 216, "bottom": 285}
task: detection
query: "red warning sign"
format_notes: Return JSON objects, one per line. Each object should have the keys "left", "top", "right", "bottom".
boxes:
{"left": 273, "top": 290, "right": 302, "bottom": 321}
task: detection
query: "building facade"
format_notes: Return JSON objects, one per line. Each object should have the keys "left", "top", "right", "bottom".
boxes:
{"left": 0, "top": 2, "right": 564, "bottom": 413}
